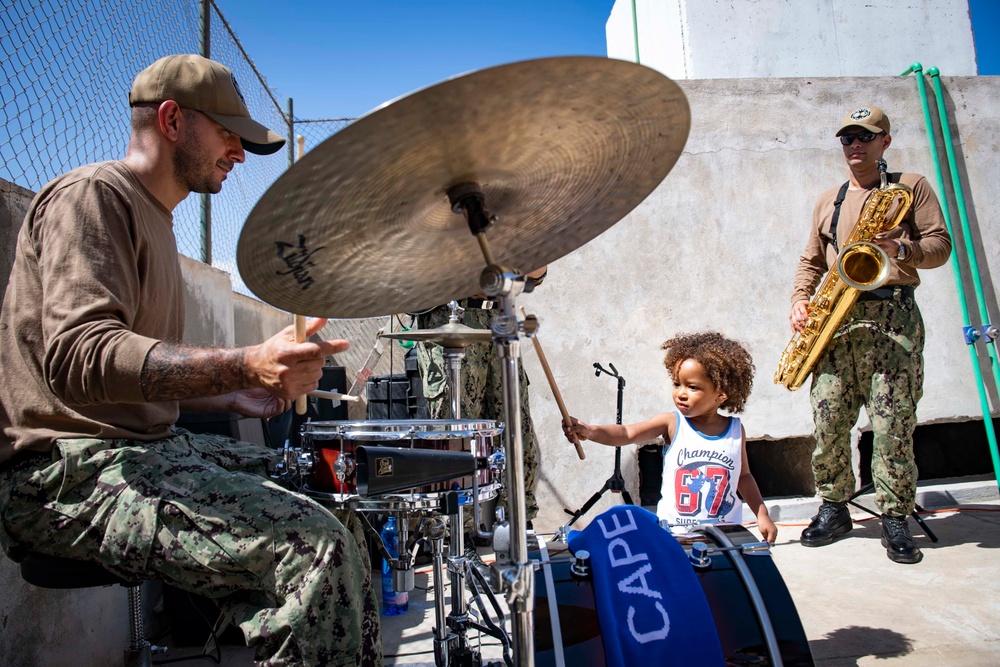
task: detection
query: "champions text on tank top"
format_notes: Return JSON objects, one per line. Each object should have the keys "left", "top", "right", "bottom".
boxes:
{"left": 656, "top": 412, "right": 744, "bottom": 528}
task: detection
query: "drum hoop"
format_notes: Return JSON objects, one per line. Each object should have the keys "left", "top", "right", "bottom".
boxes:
{"left": 302, "top": 418, "right": 502, "bottom": 440}
{"left": 536, "top": 533, "right": 568, "bottom": 667}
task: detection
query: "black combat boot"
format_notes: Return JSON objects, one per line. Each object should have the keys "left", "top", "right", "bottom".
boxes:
{"left": 800, "top": 500, "right": 853, "bottom": 547}
{"left": 881, "top": 514, "right": 923, "bottom": 564}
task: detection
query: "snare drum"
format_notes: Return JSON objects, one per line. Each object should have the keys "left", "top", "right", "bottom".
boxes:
{"left": 302, "top": 419, "right": 500, "bottom": 496}
{"left": 532, "top": 524, "right": 814, "bottom": 667}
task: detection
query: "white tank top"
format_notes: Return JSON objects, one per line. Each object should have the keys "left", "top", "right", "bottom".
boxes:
{"left": 656, "top": 411, "right": 744, "bottom": 529}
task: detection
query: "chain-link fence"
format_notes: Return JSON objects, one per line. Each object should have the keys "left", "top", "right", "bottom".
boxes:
{"left": 2, "top": 0, "right": 199, "bottom": 196}
{"left": 198, "top": 0, "right": 290, "bottom": 287}
{"left": 292, "top": 118, "right": 355, "bottom": 160}
{"left": 2, "top": 0, "right": 416, "bottom": 401}
{"left": 1, "top": 0, "right": 354, "bottom": 297}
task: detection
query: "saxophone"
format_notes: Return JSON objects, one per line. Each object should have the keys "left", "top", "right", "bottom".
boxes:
{"left": 775, "top": 160, "right": 915, "bottom": 390}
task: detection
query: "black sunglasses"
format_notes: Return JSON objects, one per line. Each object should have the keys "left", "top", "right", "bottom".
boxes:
{"left": 840, "top": 131, "right": 882, "bottom": 145}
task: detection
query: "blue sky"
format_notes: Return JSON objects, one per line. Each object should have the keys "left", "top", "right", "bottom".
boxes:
{"left": 216, "top": 0, "right": 996, "bottom": 121}
{"left": 970, "top": 0, "right": 1000, "bottom": 75}
{"left": 214, "top": 0, "right": 617, "bottom": 120}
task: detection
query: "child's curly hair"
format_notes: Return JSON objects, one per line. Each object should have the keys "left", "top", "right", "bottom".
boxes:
{"left": 661, "top": 332, "right": 755, "bottom": 414}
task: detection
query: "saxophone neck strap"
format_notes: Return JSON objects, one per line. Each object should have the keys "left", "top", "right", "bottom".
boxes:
{"left": 830, "top": 180, "right": 850, "bottom": 253}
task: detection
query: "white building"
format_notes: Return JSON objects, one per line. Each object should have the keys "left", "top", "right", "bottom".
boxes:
{"left": 606, "top": 0, "right": 978, "bottom": 79}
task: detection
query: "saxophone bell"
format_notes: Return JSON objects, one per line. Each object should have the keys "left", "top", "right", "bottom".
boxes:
{"left": 836, "top": 241, "right": 891, "bottom": 292}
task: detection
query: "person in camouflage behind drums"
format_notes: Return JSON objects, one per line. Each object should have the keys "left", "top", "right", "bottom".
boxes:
{"left": 416, "top": 266, "right": 548, "bottom": 528}
{"left": 788, "top": 105, "right": 951, "bottom": 564}
{"left": 0, "top": 55, "right": 381, "bottom": 666}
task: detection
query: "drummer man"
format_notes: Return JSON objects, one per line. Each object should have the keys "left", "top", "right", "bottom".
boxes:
{"left": 415, "top": 266, "right": 548, "bottom": 529}
{"left": 0, "top": 54, "right": 382, "bottom": 666}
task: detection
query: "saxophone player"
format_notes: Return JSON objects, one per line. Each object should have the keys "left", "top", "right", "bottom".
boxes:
{"left": 789, "top": 105, "right": 952, "bottom": 564}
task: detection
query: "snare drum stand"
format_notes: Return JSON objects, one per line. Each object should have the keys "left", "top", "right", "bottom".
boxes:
{"left": 427, "top": 502, "right": 480, "bottom": 667}
{"left": 565, "top": 362, "right": 633, "bottom": 527}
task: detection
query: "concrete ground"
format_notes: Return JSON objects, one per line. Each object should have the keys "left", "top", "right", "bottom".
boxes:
{"left": 172, "top": 475, "right": 1000, "bottom": 666}
{"left": 754, "top": 476, "right": 1000, "bottom": 667}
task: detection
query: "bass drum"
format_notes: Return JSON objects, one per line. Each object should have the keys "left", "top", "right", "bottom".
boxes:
{"left": 532, "top": 523, "right": 814, "bottom": 667}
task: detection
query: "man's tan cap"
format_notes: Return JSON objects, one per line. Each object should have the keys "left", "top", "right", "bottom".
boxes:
{"left": 129, "top": 54, "right": 285, "bottom": 156}
{"left": 835, "top": 105, "right": 891, "bottom": 137}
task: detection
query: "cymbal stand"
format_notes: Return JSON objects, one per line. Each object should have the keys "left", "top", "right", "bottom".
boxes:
{"left": 443, "top": 301, "right": 467, "bottom": 422}
{"left": 440, "top": 300, "right": 498, "bottom": 544}
{"left": 424, "top": 302, "right": 479, "bottom": 665}
{"left": 450, "top": 182, "right": 537, "bottom": 667}
{"left": 564, "top": 362, "right": 633, "bottom": 527}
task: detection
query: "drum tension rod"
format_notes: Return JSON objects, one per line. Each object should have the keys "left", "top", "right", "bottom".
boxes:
{"left": 689, "top": 540, "right": 771, "bottom": 569}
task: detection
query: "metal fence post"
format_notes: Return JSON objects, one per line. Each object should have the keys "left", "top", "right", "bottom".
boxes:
{"left": 287, "top": 98, "right": 295, "bottom": 168}
{"left": 200, "top": 0, "right": 212, "bottom": 264}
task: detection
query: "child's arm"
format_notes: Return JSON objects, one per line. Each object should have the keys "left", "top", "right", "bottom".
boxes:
{"left": 736, "top": 424, "right": 778, "bottom": 543}
{"left": 564, "top": 413, "right": 674, "bottom": 447}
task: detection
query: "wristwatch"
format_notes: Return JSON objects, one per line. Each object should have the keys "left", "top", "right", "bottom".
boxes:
{"left": 896, "top": 242, "right": 908, "bottom": 261}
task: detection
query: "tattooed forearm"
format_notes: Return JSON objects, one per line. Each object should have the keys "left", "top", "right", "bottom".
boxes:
{"left": 141, "top": 342, "right": 253, "bottom": 402}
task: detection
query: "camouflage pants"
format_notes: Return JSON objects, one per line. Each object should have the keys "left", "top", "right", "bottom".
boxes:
{"left": 0, "top": 431, "right": 382, "bottom": 667}
{"left": 809, "top": 293, "right": 924, "bottom": 517}
{"left": 416, "top": 304, "right": 539, "bottom": 523}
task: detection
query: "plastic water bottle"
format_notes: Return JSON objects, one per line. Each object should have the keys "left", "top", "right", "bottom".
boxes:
{"left": 380, "top": 515, "right": 409, "bottom": 616}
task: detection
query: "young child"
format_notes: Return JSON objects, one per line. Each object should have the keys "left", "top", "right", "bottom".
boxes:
{"left": 564, "top": 331, "right": 778, "bottom": 542}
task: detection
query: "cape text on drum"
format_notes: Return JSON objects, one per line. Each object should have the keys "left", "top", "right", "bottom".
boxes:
{"left": 596, "top": 509, "right": 671, "bottom": 644}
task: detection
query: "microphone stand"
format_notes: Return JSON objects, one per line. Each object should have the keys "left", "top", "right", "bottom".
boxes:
{"left": 564, "top": 362, "right": 633, "bottom": 527}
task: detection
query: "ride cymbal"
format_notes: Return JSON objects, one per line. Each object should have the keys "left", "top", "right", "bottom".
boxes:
{"left": 237, "top": 56, "right": 690, "bottom": 318}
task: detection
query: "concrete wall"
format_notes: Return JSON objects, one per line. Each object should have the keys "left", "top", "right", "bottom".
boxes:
{"left": 0, "top": 561, "right": 127, "bottom": 666}
{"left": 0, "top": 179, "right": 33, "bottom": 309}
{"left": 608, "top": 0, "right": 978, "bottom": 79}
{"left": 524, "top": 74, "right": 1000, "bottom": 529}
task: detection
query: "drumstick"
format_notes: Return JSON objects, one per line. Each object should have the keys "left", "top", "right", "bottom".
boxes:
{"left": 522, "top": 309, "right": 585, "bottom": 460}
{"left": 294, "top": 315, "right": 308, "bottom": 415}
{"left": 309, "top": 389, "right": 360, "bottom": 403}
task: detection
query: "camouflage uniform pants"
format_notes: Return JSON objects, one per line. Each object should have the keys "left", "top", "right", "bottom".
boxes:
{"left": 416, "top": 304, "right": 539, "bottom": 523}
{"left": 809, "top": 292, "right": 924, "bottom": 517}
{"left": 0, "top": 431, "right": 382, "bottom": 667}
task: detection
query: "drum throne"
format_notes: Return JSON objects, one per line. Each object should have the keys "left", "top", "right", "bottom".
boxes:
{"left": 19, "top": 552, "right": 158, "bottom": 666}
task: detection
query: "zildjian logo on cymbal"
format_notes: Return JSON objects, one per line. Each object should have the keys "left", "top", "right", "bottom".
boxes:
{"left": 274, "top": 234, "right": 325, "bottom": 290}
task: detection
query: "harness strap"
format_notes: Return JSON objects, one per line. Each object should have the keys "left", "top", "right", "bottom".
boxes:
{"left": 829, "top": 181, "right": 850, "bottom": 253}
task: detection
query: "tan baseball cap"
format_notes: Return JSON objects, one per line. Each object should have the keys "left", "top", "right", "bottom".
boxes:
{"left": 129, "top": 54, "right": 285, "bottom": 156}
{"left": 835, "top": 105, "right": 891, "bottom": 137}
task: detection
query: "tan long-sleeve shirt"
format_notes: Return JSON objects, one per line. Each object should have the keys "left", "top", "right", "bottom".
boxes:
{"left": 0, "top": 161, "right": 184, "bottom": 461}
{"left": 792, "top": 172, "right": 952, "bottom": 305}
